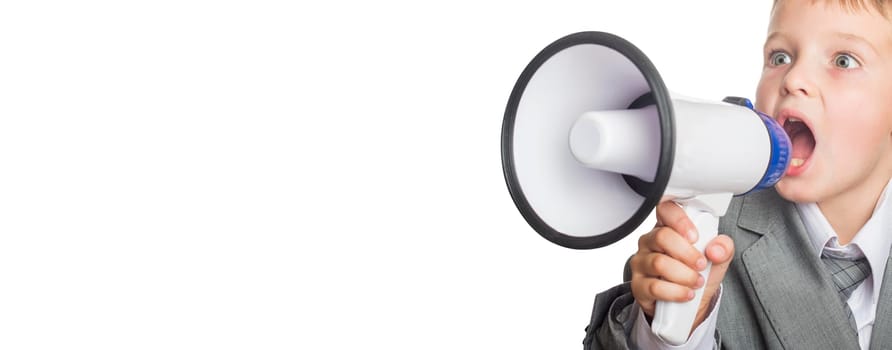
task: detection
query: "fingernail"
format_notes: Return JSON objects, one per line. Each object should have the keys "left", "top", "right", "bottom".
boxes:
{"left": 696, "top": 276, "right": 705, "bottom": 288}
{"left": 687, "top": 290, "right": 695, "bottom": 300}
{"left": 711, "top": 245, "right": 726, "bottom": 258}
{"left": 697, "top": 257, "right": 707, "bottom": 271}
{"left": 687, "top": 230, "right": 699, "bottom": 243}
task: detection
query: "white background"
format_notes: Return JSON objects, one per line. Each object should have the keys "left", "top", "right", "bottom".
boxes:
{"left": 0, "top": 1, "right": 772, "bottom": 349}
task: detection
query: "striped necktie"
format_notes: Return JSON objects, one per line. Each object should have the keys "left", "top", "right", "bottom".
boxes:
{"left": 821, "top": 252, "right": 871, "bottom": 333}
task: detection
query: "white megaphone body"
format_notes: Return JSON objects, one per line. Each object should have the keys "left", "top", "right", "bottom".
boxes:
{"left": 501, "top": 32, "right": 790, "bottom": 345}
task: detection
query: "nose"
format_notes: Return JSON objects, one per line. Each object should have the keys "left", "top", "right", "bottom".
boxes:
{"left": 781, "top": 61, "right": 815, "bottom": 97}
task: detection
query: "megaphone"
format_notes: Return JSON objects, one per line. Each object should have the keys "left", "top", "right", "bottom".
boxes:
{"left": 501, "top": 31, "right": 791, "bottom": 344}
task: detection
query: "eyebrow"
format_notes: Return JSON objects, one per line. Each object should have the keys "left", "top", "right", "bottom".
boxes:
{"left": 762, "top": 32, "right": 788, "bottom": 53}
{"left": 763, "top": 31, "right": 880, "bottom": 55}
{"left": 831, "top": 32, "right": 879, "bottom": 54}
{"left": 764, "top": 31, "right": 783, "bottom": 45}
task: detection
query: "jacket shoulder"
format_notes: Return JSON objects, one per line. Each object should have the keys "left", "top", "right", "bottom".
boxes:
{"left": 582, "top": 282, "right": 634, "bottom": 350}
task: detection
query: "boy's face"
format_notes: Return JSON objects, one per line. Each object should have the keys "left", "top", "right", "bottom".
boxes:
{"left": 756, "top": 0, "right": 892, "bottom": 204}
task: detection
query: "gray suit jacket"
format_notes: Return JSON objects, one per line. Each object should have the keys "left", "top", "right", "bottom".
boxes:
{"left": 583, "top": 188, "right": 892, "bottom": 349}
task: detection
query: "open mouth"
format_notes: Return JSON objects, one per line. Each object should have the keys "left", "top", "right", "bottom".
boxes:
{"left": 781, "top": 114, "right": 816, "bottom": 175}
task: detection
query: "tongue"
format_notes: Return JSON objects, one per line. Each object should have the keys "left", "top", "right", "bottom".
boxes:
{"left": 790, "top": 129, "right": 815, "bottom": 160}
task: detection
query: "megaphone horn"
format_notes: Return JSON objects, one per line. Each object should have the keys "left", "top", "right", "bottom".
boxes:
{"left": 502, "top": 31, "right": 676, "bottom": 250}
{"left": 501, "top": 31, "right": 790, "bottom": 345}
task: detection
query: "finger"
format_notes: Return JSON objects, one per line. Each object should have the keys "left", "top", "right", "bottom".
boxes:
{"left": 631, "top": 277, "right": 656, "bottom": 318}
{"left": 637, "top": 253, "right": 704, "bottom": 288}
{"left": 643, "top": 227, "right": 707, "bottom": 271}
{"left": 705, "top": 235, "right": 735, "bottom": 265}
{"left": 632, "top": 277, "right": 695, "bottom": 304}
{"left": 637, "top": 230, "right": 655, "bottom": 253}
{"left": 655, "top": 201, "right": 699, "bottom": 243}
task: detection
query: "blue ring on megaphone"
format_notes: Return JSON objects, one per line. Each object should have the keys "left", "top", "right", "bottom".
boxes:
{"left": 749, "top": 110, "right": 791, "bottom": 192}
{"left": 501, "top": 31, "right": 675, "bottom": 249}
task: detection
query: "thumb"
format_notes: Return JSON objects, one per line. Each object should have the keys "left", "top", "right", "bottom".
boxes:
{"left": 705, "top": 234, "right": 735, "bottom": 289}
{"left": 694, "top": 235, "right": 735, "bottom": 326}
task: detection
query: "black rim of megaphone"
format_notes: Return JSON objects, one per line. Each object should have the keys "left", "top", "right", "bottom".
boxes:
{"left": 501, "top": 31, "right": 675, "bottom": 250}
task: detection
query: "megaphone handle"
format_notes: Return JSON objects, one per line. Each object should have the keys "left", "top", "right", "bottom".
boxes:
{"left": 651, "top": 203, "right": 719, "bottom": 345}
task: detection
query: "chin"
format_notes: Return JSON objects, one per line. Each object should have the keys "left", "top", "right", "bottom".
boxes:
{"left": 774, "top": 179, "right": 822, "bottom": 204}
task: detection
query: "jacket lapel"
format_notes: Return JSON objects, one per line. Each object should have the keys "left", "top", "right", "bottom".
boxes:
{"left": 869, "top": 256, "right": 892, "bottom": 347}
{"left": 737, "top": 190, "right": 859, "bottom": 349}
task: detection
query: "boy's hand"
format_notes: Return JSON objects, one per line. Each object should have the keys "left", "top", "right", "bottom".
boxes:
{"left": 630, "top": 201, "right": 735, "bottom": 334}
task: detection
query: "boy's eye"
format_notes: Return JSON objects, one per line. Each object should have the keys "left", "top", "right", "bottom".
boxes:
{"left": 833, "top": 53, "right": 861, "bottom": 69}
{"left": 769, "top": 52, "right": 792, "bottom": 66}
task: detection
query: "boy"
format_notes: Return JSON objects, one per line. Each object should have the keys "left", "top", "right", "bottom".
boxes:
{"left": 584, "top": 0, "right": 892, "bottom": 349}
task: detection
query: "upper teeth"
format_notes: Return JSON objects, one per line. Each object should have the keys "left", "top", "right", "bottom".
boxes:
{"left": 789, "top": 117, "right": 801, "bottom": 123}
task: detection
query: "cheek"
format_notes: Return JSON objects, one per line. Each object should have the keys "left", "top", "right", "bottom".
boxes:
{"left": 755, "top": 72, "right": 781, "bottom": 111}
{"left": 823, "top": 106, "right": 892, "bottom": 165}
{"left": 754, "top": 85, "right": 775, "bottom": 112}
{"left": 831, "top": 87, "right": 892, "bottom": 133}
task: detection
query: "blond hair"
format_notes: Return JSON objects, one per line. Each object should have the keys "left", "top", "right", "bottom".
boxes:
{"left": 773, "top": 0, "right": 888, "bottom": 16}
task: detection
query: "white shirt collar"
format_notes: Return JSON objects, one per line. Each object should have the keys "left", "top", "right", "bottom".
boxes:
{"left": 795, "top": 177, "right": 892, "bottom": 306}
